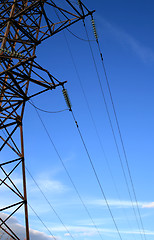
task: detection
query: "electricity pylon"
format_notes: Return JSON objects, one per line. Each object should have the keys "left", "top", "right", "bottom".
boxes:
{"left": 0, "top": 1, "right": 94, "bottom": 239}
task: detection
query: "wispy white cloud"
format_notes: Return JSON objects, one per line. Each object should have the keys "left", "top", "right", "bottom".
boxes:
{"left": 87, "top": 198, "right": 142, "bottom": 208}
{"left": 0, "top": 174, "right": 68, "bottom": 195}
{"left": 0, "top": 176, "right": 23, "bottom": 192}
{"left": 0, "top": 213, "right": 57, "bottom": 240}
{"left": 50, "top": 224, "right": 154, "bottom": 237}
{"left": 28, "top": 178, "right": 68, "bottom": 194}
{"left": 76, "top": 217, "right": 110, "bottom": 227}
{"left": 142, "top": 202, "right": 154, "bottom": 208}
{"left": 27, "top": 171, "right": 68, "bottom": 194}
{"left": 97, "top": 16, "right": 154, "bottom": 63}
{"left": 85, "top": 198, "right": 154, "bottom": 210}
{"left": 0, "top": 174, "right": 68, "bottom": 216}
{"left": 1, "top": 212, "right": 154, "bottom": 240}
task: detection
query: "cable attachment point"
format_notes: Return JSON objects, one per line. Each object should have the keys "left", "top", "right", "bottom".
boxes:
{"left": 91, "top": 18, "right": 98, "bottom": 42}
{"left": 62, "top": 88, "right": 72, "bottom": 111}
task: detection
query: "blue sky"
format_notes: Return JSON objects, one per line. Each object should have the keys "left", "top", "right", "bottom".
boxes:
{"left": 1, "top": 1, "right": 154, "bottom": 240}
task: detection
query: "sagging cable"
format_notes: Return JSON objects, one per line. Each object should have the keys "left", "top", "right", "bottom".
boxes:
{"left": 62, "top": 88, "right": 72, "bottom": 111}
{"left": 91, "top": 17, "right": 98, "bottom": 42}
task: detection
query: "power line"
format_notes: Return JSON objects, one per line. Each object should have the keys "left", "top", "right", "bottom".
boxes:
{"left": 76, "top": 14, "right": 144, "bottom": 239}
{"left": 62, "top": 28, "right": 137, "bottom": 239}
{"left": 68, "top": 108, "right": 123, "bottom": 240}
{"left": 50, "top": 4, "right": 129, "bottom": 240}
{"left": 30, "top": 99, "right": 105, "bottom": 240}
{"left": 28, "top": 203, "right": 57, "bottom": 240}
{"left": 31, "top": 3, "right": 110, "bottom": 240}
{"left": 27, "top": 100, "right": 77, "bottom": 240}
{"left": 96, "top": 35, "right": 147, "bottom": 240}
{"left": 81, "top": 14, "right": 145, "bottom": 240}
{"left": 26, "top": 167, "right": 75, "bottom": 240}
{"left": 28, "top": 100, "right": 68, "bottom": 114}
{"left": 62, "top": 86, "right": 124, "bottom": 240}
{"left": 89, "top": 13, "right": 147, "bottom": 240}
{"left": 66, "top": 28, "right": 95, "bottom": 42}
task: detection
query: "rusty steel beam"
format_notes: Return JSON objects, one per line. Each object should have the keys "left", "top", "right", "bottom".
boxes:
{"left": 0, "top": 0, "right": 93, "bottom": 239}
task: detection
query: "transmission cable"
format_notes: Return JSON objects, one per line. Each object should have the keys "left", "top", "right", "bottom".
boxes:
{"left": 61, "top": 28, "right": 137, "bottom": 239}
{"left": 30, "top": 99, "right": 105, "bottom": 240}
{"left": 26, "top": 101, "right": 76, "bottom": 240}
{"left": 92, "top": 16, "right": 147, "bottom": 240}
{"left": 84, "top": 21, "right": 144, "bottom": 240}
{"left": 62, "top": 88, "right": 124, "bottom": 240}
{"left": 26, "top": 166, "right": 75, "bottom": 240}
{"left": 66, "top": 28, "right": 95, "bottom": 42}
{"left": 28, "top": 100, "right": 68, "bottom": 113}
{"left": 76, "top": 7, "right": 145, "bottom": 238}
{"left": 52, "top": 1, "right": 137, "bottom": 235}
{"left": 75, "top": 9, "right": 144, "bottom": 239}
{"left": 28, "top": 203, "right": 57, "bottom": 240}
{"left": 34, "top": 3, "right": 111, "bottom": 239}
{"left": 87, "top": 12, "right": 147, "bottom": 240}
{"left": 47, "top": 4, "right": 126, "bottom": 240}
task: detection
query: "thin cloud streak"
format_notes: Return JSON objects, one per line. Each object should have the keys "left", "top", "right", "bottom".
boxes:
{"left": 50, "top": 224, "right": 154, "bottom": 236}
{"left": 0, "top": 175, "right": 68, "bottom": 194}
{"left": 87, "top": 198, "right": 151, "bottom": 209}
{"left": 142, "top": 202, "right": 154, "bottom": 208}
{"left": 97, "top": 16, "right": 154, "bottom": 63}
{"left": 28, "top": 178, "right": 68, "bottom": 194}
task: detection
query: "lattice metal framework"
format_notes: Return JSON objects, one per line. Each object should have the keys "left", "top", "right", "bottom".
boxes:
{"left": 0, "top": 1, "right": 94, "bottom": 239}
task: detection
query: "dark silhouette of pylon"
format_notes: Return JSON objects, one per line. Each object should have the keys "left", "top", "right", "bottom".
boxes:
{"left": 0, "top": 1, "right": 94, "bottom": 239}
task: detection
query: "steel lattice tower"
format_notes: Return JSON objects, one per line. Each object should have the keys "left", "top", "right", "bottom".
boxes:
{"left": 0, "top": 1, "right": 94, "bottom": 239}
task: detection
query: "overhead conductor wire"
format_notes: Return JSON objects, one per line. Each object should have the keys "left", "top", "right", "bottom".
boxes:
{"left": 48, "top": 1, "right": 138, "bottom": 237}
{"left": 62, "top": 87, "right": 123, "bottom": 240}
{"left": 77, "top": 4, "right": 145, "bottom": 239}
{"left": 85, "top": 15, "right": 144, "bottom": 240}
{"left": 26, "top": 100, "right": 77, "bottom": 240}
{"left": 48, "top": 2, "right": 124, "bottom": 240}
{"left": 28, "top": 100, "right": 68, "bottom": 113}
{"left": 89, "top": 11, "right": 146, "bottom": 240}
{"left": 28, "top": 203, "right": 57, "bottom": 240}
{"left": 62, "top": 23, "right": 137, "bottom": 240}
{"left": 30, "top": 98, "right": 104, "bottom": 240}
{"left": 91, "top": 14, "right": 147, "bottom": 240}
{"left": 43, "top": 2, "right": 107, "bottom": 240}
{"left": 26, "top": 166, "right": 75, "bottom": 240}
{"left": 76, "top": 1, "right": 145, "bottom": 239}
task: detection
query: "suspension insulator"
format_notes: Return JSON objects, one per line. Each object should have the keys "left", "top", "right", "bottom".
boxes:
{"left": 91, "top": 18, "right": 98, "bottom": 41}
{"left": 62, "top": 88, "right": 72, "bottom": 110}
